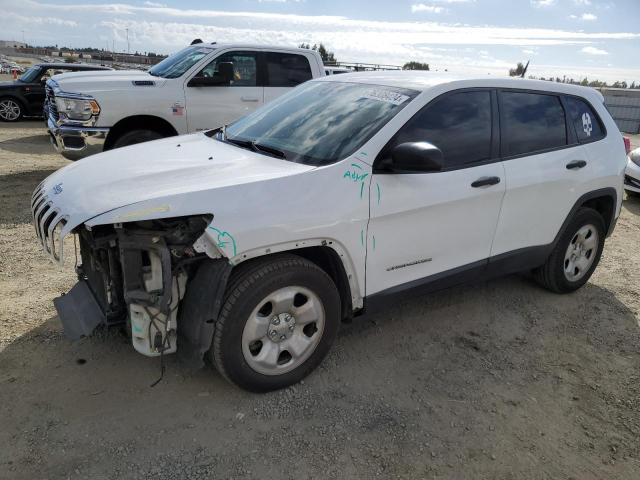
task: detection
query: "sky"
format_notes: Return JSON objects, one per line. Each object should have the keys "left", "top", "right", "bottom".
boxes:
{"left": 0, "top": 0, "right": 639, "bottom": 83}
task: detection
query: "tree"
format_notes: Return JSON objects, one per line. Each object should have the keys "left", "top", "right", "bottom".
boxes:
{"left": 402, "top": 61, "right": 429, "bottom": 71}
{"left": 508, "top": 62, "right": 526, "bottom": 77}
{"left": 298, "top": 42, "right": 337, "bottom": 63}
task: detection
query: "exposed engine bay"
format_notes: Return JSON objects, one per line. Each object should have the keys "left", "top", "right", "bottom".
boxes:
{"left": 54, "top": 214, "right": 230, "bottom": 368}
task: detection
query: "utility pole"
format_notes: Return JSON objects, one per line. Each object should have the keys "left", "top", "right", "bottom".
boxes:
{"left": 126, "top": 28, "right": 130, "bottom": 55}
{"left": 21, "top": 30, "right": 25, "bottom": 45}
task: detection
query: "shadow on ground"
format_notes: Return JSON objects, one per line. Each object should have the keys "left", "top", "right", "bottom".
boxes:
{"left": 1, "top": 274, "right": 639, "bottom": 479}
{"left": 0, "top": 169, "right": 57, "bottom": 224}
{"left": 0, "top": 133, "right": 53, "bottom": 156}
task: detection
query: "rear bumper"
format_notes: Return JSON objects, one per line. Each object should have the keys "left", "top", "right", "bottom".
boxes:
{"left": 47, "top": 115, "right": 109, "bottom": 161}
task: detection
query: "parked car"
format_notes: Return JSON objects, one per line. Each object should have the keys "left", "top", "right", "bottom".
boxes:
{"left": 626, "top": 147, "right": 640, "bottom": 195}
{"left": 0, "top": 63, "right": 112, "bottom": 122}
{"left": 32, "top": 72, "right": 627, "bottom": 392}
{"left": 44, "top": 43, "right": 325, "bottom": 160}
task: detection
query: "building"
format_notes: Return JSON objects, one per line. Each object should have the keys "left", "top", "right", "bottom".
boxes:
{"left": 0, "top": 40, "right": 27, "bottom": 48}
{"left": 598, "top": 88, "right": 640, "bottom": 134}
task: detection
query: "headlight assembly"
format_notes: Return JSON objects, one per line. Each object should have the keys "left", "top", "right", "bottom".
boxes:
{"left": 55, "top": 96, "right": 100, "bottom": 121}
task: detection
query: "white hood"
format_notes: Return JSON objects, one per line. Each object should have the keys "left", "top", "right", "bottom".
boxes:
{"left": 52, "top": 69, "right": 165, "bottom": 94}
{"left": 36, "top": 133, "right": 314, "bottom": 235}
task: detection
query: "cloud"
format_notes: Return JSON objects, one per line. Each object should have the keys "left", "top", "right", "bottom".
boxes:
{"left": 410, "top": 4, "right": 446, "bottom": 13}
{"left": 1, "top": 0, "right": 638, "bottom": 83}
{"left": 571, "top": 12, "right": 597, "bottom": 20}
{"left": 581, "top": 46, "right": 608, "bottom": 55}
{"left": 531, "top": 0, "right": 556, "bottom": 7}
{"left": 3, "top": 12, "right": 77, "bottom": 27}
{"left": 143, "top": 1, "right": 165, "bottom": 7}
{"left": 573, "top": 0, "right": 591, "bottom": 5}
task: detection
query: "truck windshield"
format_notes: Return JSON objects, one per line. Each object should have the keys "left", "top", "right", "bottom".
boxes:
{"left": 148, "top": 45, "right": 214, "bottom": 79}
{"left": 224, "top": 81, "right": 419, "bottom": 166}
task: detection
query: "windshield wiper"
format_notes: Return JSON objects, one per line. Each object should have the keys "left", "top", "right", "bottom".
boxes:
{"left": 252, "top": 142, "right": 286, "bottom": 159}
{"left": 224, "top": 136, "right": 287, "bottom": 159}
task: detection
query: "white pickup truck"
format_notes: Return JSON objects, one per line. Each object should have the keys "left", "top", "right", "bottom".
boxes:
{"left": 45, "top": 44, "right": 325, "bottom": 160}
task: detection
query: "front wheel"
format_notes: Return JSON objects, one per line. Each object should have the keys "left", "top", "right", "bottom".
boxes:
{"left": 210, "top": 254, "right": 341, "bottom": 392}
{"left": 534, "top": 207, "right": 606, "bottom": 293}
{"left": 112, "top": 129, "right": 164, "bottom": 148}
{"left": 0, "top": 97, "right": 22, "bottom": 122}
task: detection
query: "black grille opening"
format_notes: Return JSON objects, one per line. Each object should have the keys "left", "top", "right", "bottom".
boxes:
{"left": 62, "top": 136, "right": 85, "bottom": 150}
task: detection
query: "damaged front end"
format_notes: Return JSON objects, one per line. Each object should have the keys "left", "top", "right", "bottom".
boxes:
{"left": 51, "top": 215, "right": 231, "bottom": 368}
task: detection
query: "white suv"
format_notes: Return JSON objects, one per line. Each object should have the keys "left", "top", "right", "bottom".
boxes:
{"left": 32, "top": 72, "right": 627, "bottom": 392}
{"left": 44, "top": 44, "right": 325, "bottom": 159}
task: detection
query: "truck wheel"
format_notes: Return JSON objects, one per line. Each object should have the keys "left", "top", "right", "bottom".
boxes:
{"left": 112, "top": 129, "right": 164, "bottom": 148}
{"left": 534, "top": 207, "right": 605, "bottom": 293}
{"left": 0, "top": 97, "right": 23, "bottom": 122}
{"left": 210, "top": 254, "right": 341, "bottom": 392}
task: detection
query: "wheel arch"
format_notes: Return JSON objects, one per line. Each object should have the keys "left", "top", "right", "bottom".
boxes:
{"left": 554, "top": 187, "right": 618, "bottom": 245}
{"left": 226, "top": 239, "right": 361, "bottom": 317}
{"left": 104, "top": 115, "right": 178, "bottom": 150}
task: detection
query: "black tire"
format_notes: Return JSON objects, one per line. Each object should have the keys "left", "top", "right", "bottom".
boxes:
{"left": 112, "top": 129, "right": 164, "bottom": 148}
{"left": 0, "top": 96, "right": 23, "bottom": 122}
{"left": 534, "top": 207, "right": 606, "bottom": 293}
{"left": 209, "top": 254, "right": 341, "bottom": 392}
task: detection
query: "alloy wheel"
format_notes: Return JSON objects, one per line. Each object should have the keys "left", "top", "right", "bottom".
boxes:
{"left": 0, "top": 99, "right": 20, "bottom": 121}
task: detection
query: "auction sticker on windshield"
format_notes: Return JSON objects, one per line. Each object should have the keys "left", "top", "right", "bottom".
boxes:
{"left": 362, "top": 89, "right": 410, "bottom": 106}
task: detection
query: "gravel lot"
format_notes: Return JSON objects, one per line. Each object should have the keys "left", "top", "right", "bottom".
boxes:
{"left": 1, "top": 121, "right": 640, "bottom": 479}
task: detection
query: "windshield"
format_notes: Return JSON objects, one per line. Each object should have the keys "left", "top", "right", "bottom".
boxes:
{"left": 224, "top": 81, "right": 419, "bottom": 165}
{"left": 19, "top": 66, "right": 41, "bottom": 83}
{"left": 148, "top": 45, "right": 214, "bottom": 79}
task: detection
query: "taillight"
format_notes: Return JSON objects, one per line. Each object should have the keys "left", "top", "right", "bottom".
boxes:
{"left": 623, "top": 137, "right": 631, "bottom": 155}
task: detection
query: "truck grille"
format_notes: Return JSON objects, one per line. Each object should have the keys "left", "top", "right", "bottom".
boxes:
{"left": 45, "top": 84, "right": 58, "bottom": 121}
{"left": 31, "top": 185, "right": 67, "bottom": 263}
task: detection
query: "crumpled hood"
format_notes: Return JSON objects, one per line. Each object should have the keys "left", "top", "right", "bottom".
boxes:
{"left": 52, "top": 70, "right": 165, "bottom": 94}
{"left": 36, "top": 133, "right": 314, "bottom": 234}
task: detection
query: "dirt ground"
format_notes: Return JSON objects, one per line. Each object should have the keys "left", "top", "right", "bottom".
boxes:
{"left": 1, "top": 121, "right": 640, "bottom": 480}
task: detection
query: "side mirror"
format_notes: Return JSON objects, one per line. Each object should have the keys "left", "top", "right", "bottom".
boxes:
{"left": 217, "top": 62, "right": 234, "bottom": 83}
{"left": 388, "top": 142, "right": 443, "bottom": 173}
{"left": 187, "top": 62, "right": 234, "bottom": 87}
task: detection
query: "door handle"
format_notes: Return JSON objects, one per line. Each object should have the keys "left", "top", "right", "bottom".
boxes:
{"left": 241, "top": 96, "right": 259, "bottom": 102}
{"left": 566, "top": 160, "right": 587, "bottom": 170}
{"left": 471, "top": 176, "right": 501, "bottom": 188}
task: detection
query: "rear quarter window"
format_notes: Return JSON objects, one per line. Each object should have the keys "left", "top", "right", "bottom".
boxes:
{"left": 265, "top": 53, "right": 313, "bottom": 87}
{"left": 564, "top": 96, "right": 605, "bottom": 143}
{"left": 501, "top": 91, "right": 567, "bottom": 157}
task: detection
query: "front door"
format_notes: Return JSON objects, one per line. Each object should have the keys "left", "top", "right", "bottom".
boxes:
{"left": 366, "top": 89, "right": 506, "bottom": 295}
{"left": 184, "top": 50, "right": 263, "bottom": 132}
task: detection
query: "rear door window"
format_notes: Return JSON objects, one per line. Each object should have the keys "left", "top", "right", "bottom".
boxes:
{"left": 564, "top": 96, "right": 605, "bottom": 143}
{"left": 501, "top": 91, "right": 567, "bottom": 156}
{"left": 386, "top": 90, "right": 493, "bottom": 168}
{"left": 264, "top": 53, "right": 313, "bottom": 87}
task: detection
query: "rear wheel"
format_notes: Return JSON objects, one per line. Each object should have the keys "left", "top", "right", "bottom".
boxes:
{"left": 209, "top": 254, "right": 341, "bottom": 392}
{"left": 112, "top": 129, "right": 164, "bottom": 148}
{"left": 0, "top": 97, "right": 22, "bottom": 122}
{"left": 534, "top": 207, "right": 605, "bottom": 293}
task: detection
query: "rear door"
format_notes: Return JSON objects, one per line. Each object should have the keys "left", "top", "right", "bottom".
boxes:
{"left": 184, "top": 50, "right": 263, "bottom": 132}
{"left": 490, "top": 90, "right": 590, "bottom": 256}
{"left": 366, "top": 89, "right": 506, "bottom": 295}
{"left": 262, "top": 51, "right": 314, "bottom": 104}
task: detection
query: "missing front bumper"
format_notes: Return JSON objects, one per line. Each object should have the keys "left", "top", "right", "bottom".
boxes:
{"left": 53, "top": 280, "right": 106, "bottom": 340}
